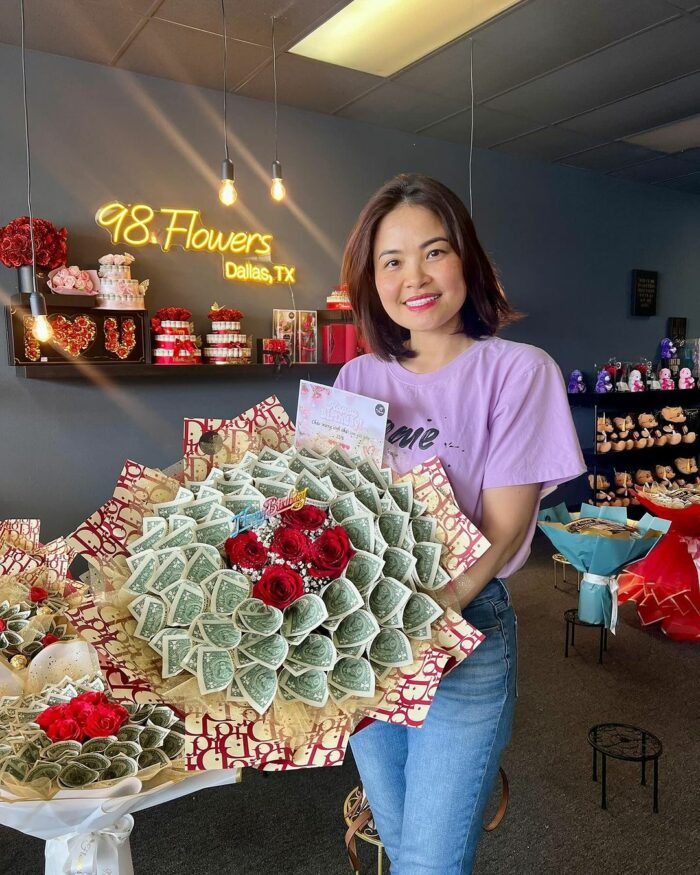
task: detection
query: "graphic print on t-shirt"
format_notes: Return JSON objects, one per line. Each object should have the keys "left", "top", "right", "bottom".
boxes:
{"left": 384, "top": 417, "right": 441, "bottom": 470}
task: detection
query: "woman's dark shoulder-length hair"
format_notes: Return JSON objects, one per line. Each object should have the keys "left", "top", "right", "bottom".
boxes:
{"left": 341, "top": 173, "right": 521, "bottom": 361}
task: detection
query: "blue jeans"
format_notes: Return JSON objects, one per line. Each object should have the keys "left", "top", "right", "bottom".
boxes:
{"left": 349, "top": 578, "right": 517, "bottom": 874}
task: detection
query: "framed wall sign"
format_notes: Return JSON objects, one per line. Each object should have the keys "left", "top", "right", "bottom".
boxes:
{"left": 631, "top": 269, "right": 658, "bottom": 316}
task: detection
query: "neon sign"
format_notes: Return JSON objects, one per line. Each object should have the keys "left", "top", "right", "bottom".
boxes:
{"left": 95, "top": 201, "right": 297, "bottom": 285}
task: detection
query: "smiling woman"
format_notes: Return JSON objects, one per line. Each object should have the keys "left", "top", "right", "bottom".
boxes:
{"left": 335, "top": 172, "right": 585, "bottom": 874}
{"left": 342, "top": 174, "right": 520, "bottom": 362}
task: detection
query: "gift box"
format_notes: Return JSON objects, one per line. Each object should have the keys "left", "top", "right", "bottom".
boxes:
{"left": 257, "top": 338, "right": 291, "bottom": 366}
{"left": 296, "top": 310, "right": 317, "bottom": 364}
{"left": 272, "top": 309, "right": 297, "bottom": 362}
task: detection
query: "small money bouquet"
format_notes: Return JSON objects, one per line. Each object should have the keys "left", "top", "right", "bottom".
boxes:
{"left": 0, "top": 674, "right": 184, "bottom": 795}
{"left": 538, "top": 503, "right": 670, "bottom": 632}
{"left": 68, "top": 396, "right": 488, "bottom": 771}
{"left": 618, "top": 485, "right": 700, "bottom": 640}
{"left": 0, "top": 520, "right": 85, "bottom": 689}
{"left": 0, "top": 664, "right": 235, "bottom": 875}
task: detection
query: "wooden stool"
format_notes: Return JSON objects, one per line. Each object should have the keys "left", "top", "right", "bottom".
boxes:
{"left": 343, "top": 769, "right": 509, "bottom": 873}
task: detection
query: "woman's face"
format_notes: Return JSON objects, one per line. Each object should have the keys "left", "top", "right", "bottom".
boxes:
{"left": 372, "top": 204, "right": 466, "bottom": 335}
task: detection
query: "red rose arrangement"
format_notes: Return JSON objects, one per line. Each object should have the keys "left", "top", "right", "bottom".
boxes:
{"left": 150, "top": 307, "right": 192, "bottom": 333}
{"left": 209, "top": 305, "right": 243, "bottom": 322}
{"left": 0, "top": 216, "right": 68, "bottom": 269}
{"left": 224, "top": 506, "right": 355, "bottom": 610}
{"left": 104, "top": 316, "right": 137, "bottom": 359}
{"left": 36, "top": 691, "right": 129, "bottom": 743}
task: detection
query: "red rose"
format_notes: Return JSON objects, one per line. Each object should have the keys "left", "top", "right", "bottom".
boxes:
{"left": 280, "top": 505, "right": 327, "bottom": 531}
{"left": 66, "top": 691, "right": 105, "bottom": 724}
{"left": 83, "top": 702, "right": 129, "bottom": 738}
{"left": 78, "top": 691, "right": 110, "bottom": 706}
{"left": 37, "top": 703, "right": 70, "bottom": 731}
{"left": 41, "top": 633, "right": 60, "bottom": 647}
{"left": 253, "top": 565, "right": 304, "bottom": 610}
{"left": 46, "top": 717, "right": 83, "bottom": 743}
{"left": 225, "top": 531, "right": 268, "bottom": 570}
{"left": 270, "top": 526, "right": 309, "bottom": 563}
{"left": 307, "top": 526, "right": 354, "bottom": 578}
{"left": 30, "top": 586, "right": 49, "bottom": 603}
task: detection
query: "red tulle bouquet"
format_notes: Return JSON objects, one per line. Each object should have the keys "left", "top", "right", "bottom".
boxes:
{"left": 0, "top": 216, "right": 68, "bottom": 269}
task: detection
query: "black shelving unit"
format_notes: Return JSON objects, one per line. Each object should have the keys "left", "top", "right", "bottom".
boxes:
{"left": 570, "top": 388, "right": 700, "bottom": 506}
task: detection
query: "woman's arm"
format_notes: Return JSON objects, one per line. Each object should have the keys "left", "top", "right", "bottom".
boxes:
{"left": 453, "top": 483, "right": 542, "bottom": 610}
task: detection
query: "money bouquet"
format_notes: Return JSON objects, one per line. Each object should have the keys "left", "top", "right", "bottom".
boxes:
{"left": 67, "top": 396, "right": 488, "bottom": 771}
{"left": 618, "top": 485, "right": 700, "bottom": 640}
{"left": 538, "top": 503, "right": 670, "bottom": 632}
{"left": 0, "top": 662, "right": 237, "bottom": 875}
{"left": 0, "top": 520, "right": 86, "bottom": 691}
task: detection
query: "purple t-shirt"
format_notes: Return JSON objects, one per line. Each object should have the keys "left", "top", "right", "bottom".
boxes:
{"left": 334, "top": 336, "right": 585, "bottom": 578}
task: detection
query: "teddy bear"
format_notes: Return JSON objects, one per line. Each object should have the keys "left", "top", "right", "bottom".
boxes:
{"left": 659, "top": 367, "right": 675, "bottom": 390}
{"left": 675, "top": 457, "right": 699, "bottom": 486}
{"left": 614, "top": 471, "right": 633, "bottom": 506}
{"left": 660, "top": 407, "right": 685, "bottom": 445}
{"left": 634, "top": 469, "right": 654, "bottom": 489}
{"left": 610, "top": 415, "right": 632, "bottom": 451}
{"left": 636, "top": 412, "right": 658, "bottom": 447}
{"left": 678, "top": 367, "right": 695, "bottom": 390}
{"left": 654, "top": 464, "right": 676, "bottom": 487}
{"left": 596, "top": 416, "right": 613, "bottom": 453}
{"left": 662, "top": 406, "right": 697, "bottom": 444}
{"left": 629, "top": 368, "right": 645, "bottom": 392}
{"left": 589, "top": 473, "right": 615, "bottom": 506}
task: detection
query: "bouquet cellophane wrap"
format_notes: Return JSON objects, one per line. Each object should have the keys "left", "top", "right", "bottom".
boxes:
{"left": 618, "top": 490, "right": 700, "bottom": 641}
{"left": 67, "top": 397, "right": 488, "bottom": 771}
{"left": 538, "top": 503, "right": 670, "bottom": 631}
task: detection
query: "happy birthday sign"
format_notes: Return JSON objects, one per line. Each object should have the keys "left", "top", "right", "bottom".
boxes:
{"left": 95, "top": 201, "right": 297, "bottom": 285}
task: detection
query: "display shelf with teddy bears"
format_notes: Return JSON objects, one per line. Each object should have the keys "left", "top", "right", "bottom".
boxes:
{"left": 586, "top": 405, "right": 699, "bottom": 507}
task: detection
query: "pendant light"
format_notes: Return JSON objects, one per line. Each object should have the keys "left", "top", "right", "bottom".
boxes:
{"left": 19, "top": 0, "right": 52, "bottom": 342}
{"left": 270, "top": 16, "right": 286, "bottom": 203}
{"left": 218, "top": 0, "right": 237, "bottom": 206}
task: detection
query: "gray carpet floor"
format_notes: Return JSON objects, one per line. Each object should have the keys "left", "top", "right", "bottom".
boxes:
{"left": 2, "top": 533, "right": 698, "bottom": 874}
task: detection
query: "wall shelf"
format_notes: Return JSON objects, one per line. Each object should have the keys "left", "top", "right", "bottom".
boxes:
{"left": 569, "top": 388, "right": 700, "bottom": 409}
{"left": 15, "top": 363, "right": 344, "bottom": 381}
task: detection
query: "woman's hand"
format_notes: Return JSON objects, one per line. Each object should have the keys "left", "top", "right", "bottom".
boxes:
{"left": 454, "top": 483, "right": 542, "bottom": 610}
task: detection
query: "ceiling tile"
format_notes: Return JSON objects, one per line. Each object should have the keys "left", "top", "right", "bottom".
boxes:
{"left": 115, "top": 18, "right": 270, "bottom": 90}
{"left": 608, "top": 154, "right": 700, "bottom": 182}
{"left": 335, "top": 82, "right": 469, "bottom": 133}
{"left": 562, "top": 72, "right": 700, "bottom": 139}
{"left": 0, "top": 0, "right": 146, "bottom": 64}
{"left": 491, "top": 125, "right": 607, "bottom": 160}
{"left": 393, "top": 0, "right": 679, "bottom": 104}
{"left": 666, "top": 0, "right": 700, "bottom": 9}
{"left": 237, "top": 52, "right": 381, "bottom": 114}
{"left": 484, "top": 16, "right": 700, "bottom": 125}
{"left": 654, "top": 171, "right": 700, "bottom": 193}
{"left": 623, "top": 113, "right": 700, "bottom": 152}
{"left": 558, "top": 142, "right": 665, "bottom": 172}
{"left": 155, "top": 0, "right": 348, "bottom": 48}
{"left": 420, "top": 106, "right": 542, "bottom": 146}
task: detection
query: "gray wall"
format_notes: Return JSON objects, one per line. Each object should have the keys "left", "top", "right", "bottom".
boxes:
{"left": 1, "top": 46, "right": 699, "bottom": 539}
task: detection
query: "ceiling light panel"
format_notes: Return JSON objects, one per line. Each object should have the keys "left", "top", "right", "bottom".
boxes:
{"left": 289, "top": 0, "right": 522, "bottom": 77}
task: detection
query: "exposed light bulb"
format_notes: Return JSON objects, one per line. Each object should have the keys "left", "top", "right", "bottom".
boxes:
{"left": 219, "top": 178, "right": 237, "bottom": 206}
{"left": 32, "top": 315, "right": 52, "bottom": 342}
{"left": 219, "top": 158, "right": 237, "bottom": 206}
{"left": 271, "top": 160, "right": 286, "bottom": 202}
{"left": 271, "top": 177, "right": 286, "bottom": 202}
